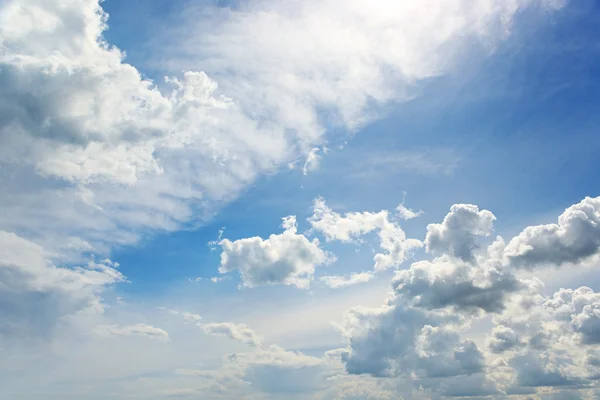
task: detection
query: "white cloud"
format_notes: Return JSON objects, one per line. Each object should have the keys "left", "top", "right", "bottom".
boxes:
{"left": 0, "top": 0, "right": 584, "bottom": 398}
{"left": 208, "top": 227, "right": 226, "bottom": 250}
{"left": 339, "top": 297, "right": 487, "bottom": 383}
{"left": 159, "top": 306, "right": 262, "bottom": 347}
{"left": 0, "top": 0, "right": 287, "bottom": 257}
{"left": 218, "top": 216, "right": 332, "bottom": 288}
{"left": 0, "top": 0, "right": 566, "bottom": 261}
{"left": 414, "top": 325, "right": 485, "bottom": 378}
{"left": 320, "top": 272, "right": 374, "bottom": 289}
{"left": 396, "top": 204, "right": 424, "bottom": 221}
{"left": 5, "top": 197, "right": 600, "bottom": 399}
{"left": 393, "top": 254, "right": 521, "bottom": 314}
{"left": 486, "top": 325, "right": 524, "bottom": 353}
{"left": 504, "top": 196, "right": 600, "bottom": 268}
{"left": 158, "top": 307, "right": 202, "bottom": 323}
{"left": 157, "top": 0, "right": 565, "bottom": 139}
{"left": 425, "top": 204, "right": 496, "bottom": 262}
{"left": 201, "top": 322, "right": 263, "bottom": 347}
{"left": 309, "top": 198, "right": 422, "bottom": 271}
{"left": 0, "top": 230, "right": 124, "bottom": 341}
{"left": 303, "top": 147, "right": 321, "bottom": 175}
{"left": 396, "top": 192, "right": 424, "bottom": 220}
{"left": 94, "top": 323, "right": 170, "bottom": 341}
{"left": 333, "top": 196, "right": 600, "bottom": 398}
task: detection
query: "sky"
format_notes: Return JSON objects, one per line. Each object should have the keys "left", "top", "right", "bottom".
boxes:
{"left": 1, "top": 0, "right": 600, "bottom": 399}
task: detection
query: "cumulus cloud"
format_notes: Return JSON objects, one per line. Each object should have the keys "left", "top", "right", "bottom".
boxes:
{"left": 504, "top": 196, "right": 600, "bottom": 268}
{"left": 487, "top": 325, "right": 524, "bottom": 353}
{"left": 320, "top": 272, "right": 374, "bottom": 289}
{"left": 393, "top": 254, "right": 521, "bottom": 314}
{"left": 309, "top": 202, "right": 520, "bottom": 394}
{"left": 218, "top": 216, "right": 332, "bottom": 288}
{"left": 542, "top": 286, "right": 600, "bottom": 345}
{"left": 201, "top": 322, "right": 263, "bottom": 347}
{"left": 425, "top": 204, "right": 496, "bottom": 262}
{"left": 309, "top": 198, "right": 422, "bottom": 271}
{"left": 336, "top": 198, "right": 600, "bottom": 397}
{"left": 0, "top": 0, "right": 234, "bottom": 187}
{"left": 339, "top": 297, "right": 486, "bottom": 382}
{"left": 414, "top": 325, "right": 485, "bottom": 378}
{"left": 94, "top": 324, "right": 170, "bottom": 341}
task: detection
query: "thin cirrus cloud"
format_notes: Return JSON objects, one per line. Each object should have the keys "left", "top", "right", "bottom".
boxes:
{"left": 94, "top": 323, "right": 170, "bottom": 342}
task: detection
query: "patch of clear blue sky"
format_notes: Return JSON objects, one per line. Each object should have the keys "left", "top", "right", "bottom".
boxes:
{"left": 104, "top": 0, "right": 600, "bottom": 294}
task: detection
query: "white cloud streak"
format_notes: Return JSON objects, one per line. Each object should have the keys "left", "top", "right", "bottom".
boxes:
{"left": 320, "top": 272, "right": 374, "bottom": 289}
{"left": 94, "top": 323, "right": 170, "bottom": 342}
{"left": 201, "top": 322, "right": 263, "bottom": 347}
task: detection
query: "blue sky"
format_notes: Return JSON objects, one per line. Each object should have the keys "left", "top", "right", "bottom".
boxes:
{"left": 110, "top": 0, "right": 600, "bottom": 289}
{"left": 2, "top": 0, "right": 600, "bottom": 399}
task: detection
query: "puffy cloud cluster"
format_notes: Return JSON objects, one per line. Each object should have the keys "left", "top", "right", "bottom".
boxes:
{"left": 425, "top": 204, "right": 496, "bottom": 262}
{"left": 140, "top": 196, "right": 600, "bottom": 398}
{"left": 487, "top": 325, "right": 524, "bottom": 354}
{"left": 504, "top": 196, "right": 600, "bottom": 268}
{"left": 485, "top": 284, "right": 600, "bottom": 391}
{"left": 309, "top": 198, "right": 422, "bottom": 271}
{"left": 211, "top": 196, "right": 600, "bottom": 396}
{"left": 218, "top": 216, "right": 332, "bottom": 288}
{"left": 393, "top": 253, "right": 521, "bottom": 314}
{"left": 338, "top": 299, "right": 487, "bottom": 382}
{"left": 337, "top": 197, "right": 600, "bottom": 398}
